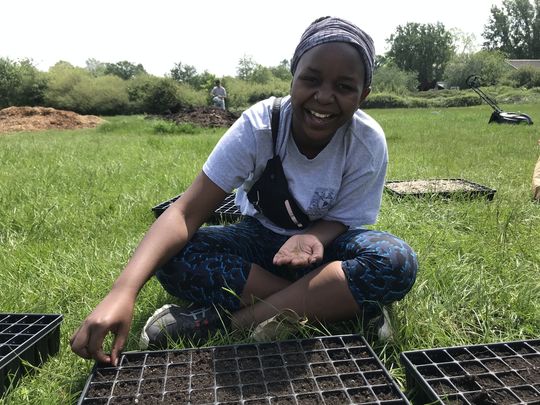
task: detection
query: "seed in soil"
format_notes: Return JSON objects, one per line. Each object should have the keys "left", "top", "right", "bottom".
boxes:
{"left": 267, "top": 381, "right": 292, "bottom": 396}
{"left": 334, "top": 360, "right": 358, "bottom": 374}
{"left": 341, "top": 335, "right": 364, "bottom": 347}
{"left": 116, "top": 367, "right": 142, "bottom": 381}
{"left": 431, "top": 379, "right": 457, "bottom": 395}
{"left": 163, "top": 391, "right": 189, "bottom": 403}
{"left": 468, "top": 347, "right": 494, "bottom": 359}
{"left": 447, "top": 348, "right": 474, "bottom": 361}
{"left": 296, "top": 393, "right": 323, "bottom": 404}
{"left": 137, "top": 393, "right": 162, "bottom": 403}
{"left": 292, "top": 378, "right": 317, "bottom": 393}
{"left": 364, "top": 371, "right": 388, "bottom": 385}
{"left": 168, "top": 351, "right": 190, "bottom": 363}
{"left": 190, "top": 389, "right": 216, "bottom": 403}
{"left": 145, "top": 352, "right": 168, "bottom": 365}
{"left": 139, "top": 377, "right": 164, "bottom": 393}
{"left": 460, "top": 360, "right": 487, "bottom": 374}
{"left": 214, "top": 347, "right": 236, "bottom": 359}
{"left": 502, "top": 356, "right": 530, "bottom": 369}
{"left": 316, "top": 376, "right": 342, "bottom": 390}
{"left": 167, "top": 363, "right": 190, "bottom": 376}
{"left": 191, "top": 373, "right": 214, "bottom": 389}
{"left": 484, "top": 388, "right": 521, "bottom": 404}
{"left": 451, "top": 375, "right": 480, "bottom": 391}
{"left": 495, "top": 371, "right": 525, "bottom": 386}
{"left": 259, "top": 343, "right": 280, "bottom": 355}
{"left": 239, "top": 356, "right": 260, "bottom": 370}
{"left": 242, "top": 383, "right": 267, "bottom": 399}
{"left": 300, "top": 339, "right": 324, "bottom": 351}
{"left": 261, "top": 355, "right": 283, "bottom": 367}
{"left": 348, "top": 347, "right": 371, "bottom": 359}
{"left": 340, "top": 373, "right": 366, "bottom": 388}
{"left": 165, "top": 376, "right": 189, "bottom": 391}
{"left": 236, "top": 345, "right": 258, "bottom": 357}
{"left": 279, "top": 341, "right": 301, "bottom": 353}
{"left": 311, "top": 362, "right": 334, "bottom": 376}
{"left": 512, "top": 385, "right": 540, "bottom": 402}
{"left": 328, "top": 348, "right": 350, "bottom": 361}
{"left": 120, "top": 353, "right": 145, "bottom": 367}
{"left": 439, "top": 363, "right": 466, "bottom": 377}
{"left": 142, "top": 365, "right": 166, "bottom": 378}
{"left": 93, "top": 369, "right": 117, "bottom": 382}
{"left": 283, "top": 352, "right": 305, "bottom": 365}
{"left": 524, "top": 354, "right": 540, "bottom": 366}
{"left": 482, "top": 358, "right": 509, "bottom": 372}
{"left": 489, "top": 344, "right": 515, "bottom": 357}
{"left": 286, "top": 365, "right": 310, "bottom": 378}
{"left": 112, "top": 380, "right": 138, "bottom": 396}
{"left": 348, "top": 387, "right": 376, "bottom": 402}
{"left": 215, "top": 358, "right": 236, "bottom": 372}
{"left": 418, "top": 365, "right": 444, "bottom": 379}
{"left": 109, "top": 396, "right": 138, "bottom": 404}
{"left": 475, "top": 374, "right": 503, "bottom": 389}
{"left": 304, "top": 350, "right": 328, "bottom": 362}
{"left": 264, "top": 367, "right": 288, "bottom": 382}
{"left": 518, "top": 367, "right": 540, "bottom": 384}
{"left": 86, "top": 382, "right": 113, "bottom": 398}
{"left": 373, "top": 385, "right": 401, "bottom": 401}
{"left": 241, "top": 370, "right": 264, "bottom": 384}
{"left": 322, "top": 390, "right": 349, "bottom": 404}
{"left": 217, "top": 386, "right": 240, "bottom": 402}
{"left": 215, "top": 372, "right": 239, "bottom": 386}
{"left": 322, "top": 337, "right": 343, "bottom": 349}
{"left": 270, "top": 396, "right": 296, "bottom": 404}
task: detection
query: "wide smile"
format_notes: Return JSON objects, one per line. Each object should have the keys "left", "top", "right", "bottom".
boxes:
{"left": 306, "top": 108, "right": 337, "bottom": 123}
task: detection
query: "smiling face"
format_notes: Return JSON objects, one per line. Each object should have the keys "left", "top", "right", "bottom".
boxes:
{"left": 290, "top": 42, "right": 371, "bottom": 158}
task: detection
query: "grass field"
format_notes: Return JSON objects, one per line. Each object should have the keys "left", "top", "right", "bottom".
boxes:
{"left": 0, "top": 104, "right": 539, "bottom": 404}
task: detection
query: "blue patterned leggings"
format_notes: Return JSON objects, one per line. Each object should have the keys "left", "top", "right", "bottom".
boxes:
{"left": 156, "top": 217, "right": 418, "bottom": 314}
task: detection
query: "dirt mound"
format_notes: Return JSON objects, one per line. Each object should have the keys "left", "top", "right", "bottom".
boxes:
{"left": 0, "top": 106, "right": 105, "bottom": 134}
{"left": 158, "top": 106, "right": 240, "bottom": 128}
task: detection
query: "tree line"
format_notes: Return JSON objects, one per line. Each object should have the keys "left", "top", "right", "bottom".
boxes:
{"left": 1, "top": 0, "right": 539, "bottom": 115}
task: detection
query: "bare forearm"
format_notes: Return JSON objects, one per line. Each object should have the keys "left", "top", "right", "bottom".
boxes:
{"left": 304, "top": 219, "right": 347, "bottom": 246}
{"left": 112, "top": 206, "right": 192, "bottom": 295}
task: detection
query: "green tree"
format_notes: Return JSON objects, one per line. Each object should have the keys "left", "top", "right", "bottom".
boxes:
{"left": 387, "top": 22, "right": 455, "bottom": 90}
{"left": 444, "top": 50, "right": 509, "bottom": 88}
{"left": 104, "top": 61, "right": 146, "bottom": 80}
{"left": 482, "top": 0, "right": 539, "bottom": 58}
{"left": 236, "top": 55, "right": 258, "bottom": 81}
{"left": 85, "top": 58, "right": 107, "bottom": 76}
{"left": 269, "top": 59, "right": 292, "bottom": 81}
{"left": 0, "top": 58, "right": 46, "bottom": 108}
{"left": 170, "top": 62, "right": 198, "bottom": 84}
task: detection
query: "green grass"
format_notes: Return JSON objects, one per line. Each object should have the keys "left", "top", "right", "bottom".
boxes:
{"left": 0, "top": 105, "right": 539, "bottom": 403}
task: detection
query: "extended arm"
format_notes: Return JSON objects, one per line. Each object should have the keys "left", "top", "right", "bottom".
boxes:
{"left": 70, "top": 172, "right": 227, "bottom": 365}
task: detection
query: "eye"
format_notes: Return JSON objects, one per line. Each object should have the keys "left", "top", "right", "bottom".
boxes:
{"left": 337, "top": 83, "right": 356, "bottom": 92}
{"left": 298, "top": 75, "right": 319, "bottom": 84}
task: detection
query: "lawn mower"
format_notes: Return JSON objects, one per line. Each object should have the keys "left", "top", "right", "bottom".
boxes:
{"left": 466, "top": 74, "right": 533, "bottom": 125}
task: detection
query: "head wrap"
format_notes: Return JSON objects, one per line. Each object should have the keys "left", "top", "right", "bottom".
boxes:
{"left": 290, "top": 16, "right": 375, "bottom": 88}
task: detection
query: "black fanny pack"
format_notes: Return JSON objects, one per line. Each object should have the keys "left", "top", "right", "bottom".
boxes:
{"left": 247, "top": 97, "right": 311, "bottom": 230}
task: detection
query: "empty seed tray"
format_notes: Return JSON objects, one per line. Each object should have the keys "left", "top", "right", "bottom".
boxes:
{"left": 401, "top": 339, "right": 540, "bottom": 404}
{"left": 0, "top": 313, "right": 63, "bottom": 396}
{"left": 385, "top": 179, "right": 496, "bottom": 201}
{"left": 151, "top": 192, "right": 242, "bottom": 224}
{"left": 78, "top": 334, "right": 409, "bottom": 404}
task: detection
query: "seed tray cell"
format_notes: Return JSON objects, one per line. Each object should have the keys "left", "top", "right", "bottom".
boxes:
{"left": 0, "top": 313, "right": 63, "bottom": 396}
{"left": 401, "top": 339, "right": 540, "bottom": 404}
{"left": 384, "top": 179, "right": 496, "bottom": 200}
{"left": 78, "top": 334, "right": 409, "bottom": 404}
{"left": 151, "top": 192, "right": 242, "bottom": 223}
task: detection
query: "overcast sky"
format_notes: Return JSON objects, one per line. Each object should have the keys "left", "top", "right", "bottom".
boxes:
{"left": 2, "top": 0, "right": 503, "bottom": 77}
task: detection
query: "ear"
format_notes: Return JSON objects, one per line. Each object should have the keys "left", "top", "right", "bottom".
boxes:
{"left": 359, "top": 86, "right": 371, "bottom": 106}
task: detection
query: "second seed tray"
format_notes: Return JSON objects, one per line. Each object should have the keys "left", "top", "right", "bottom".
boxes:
{"left": 400, "top": 338, "right": 540, "bottom": 404}
{"left": 78, "top": 334, "right": 409, "bottom": 404}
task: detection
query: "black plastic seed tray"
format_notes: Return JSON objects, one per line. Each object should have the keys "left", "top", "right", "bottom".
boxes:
{"left": 0, "top": 313, "right": 63, "bottom": 396}
{"left": 385, "top": 179, "right": 496, "bottom": 201}
{"left": 151, "top": 192, "right": 242, "bottom": 224}
{"left": 401, "top": 339, "right": 540, "bottom": 404}
{"left": 78, "top": 334, "right": 409, "bottom": 404}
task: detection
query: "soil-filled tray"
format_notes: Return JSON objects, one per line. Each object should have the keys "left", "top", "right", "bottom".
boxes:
{"left": 385, "top": 179, "right": 496, "bottom": 200}
{"left": 151, "top": 192, "right": 242, "bottom": 223}
{"left": 78, "top": 334, "right": 409, "bottom": 404}
{"left": 401, "top": 339, "right": 540, "bottom": 404}
{"left": 0, "top": 313, "right": 63, "bottom": 396}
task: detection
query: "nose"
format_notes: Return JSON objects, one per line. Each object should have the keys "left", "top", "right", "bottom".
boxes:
{"left": 315, "top": 86, "right": 335, "bottom": 104}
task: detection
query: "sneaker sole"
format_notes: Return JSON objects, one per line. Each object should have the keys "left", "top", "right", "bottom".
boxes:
{"left": 139, "top": 304, "right": 178, "bottom": 350}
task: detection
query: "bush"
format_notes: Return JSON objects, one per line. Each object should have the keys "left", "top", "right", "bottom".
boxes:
{"left": 444, "top": 50, "right": 510, "bottom": 89}
{"left": 507, "top": 65, "right": 540, "bottom": 89}
{"left": 362, "top": 93, "right": 409, "bottom": 108}
{"left": 438, "top": 94, "right": 482, "bottom": 107}
{"left": 127, "top": 76, "right": 182, "bottom": 114}
{"left": 0, "top": 58, "right": 47, "bottom": 108}
{"left": 372, "top": 64, "right": 418, "bottom": 94}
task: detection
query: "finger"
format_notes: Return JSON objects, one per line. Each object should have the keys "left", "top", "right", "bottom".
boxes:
{"left": 70, "top": 326, "right": 93, "bottom": 359}
{"left": 85, "top": 326, "right": 112, "bottom": 364}
{"left": 110, "top": 330, "right": 128, "bottom": 367}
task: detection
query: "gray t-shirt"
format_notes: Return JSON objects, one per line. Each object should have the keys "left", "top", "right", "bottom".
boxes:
{"left": 203, "top": 96, "right": 388, "bottom": 235}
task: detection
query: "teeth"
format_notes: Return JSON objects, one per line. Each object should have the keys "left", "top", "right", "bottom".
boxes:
{"left": 309, "top": 110, "right": 331, "bottom": 119}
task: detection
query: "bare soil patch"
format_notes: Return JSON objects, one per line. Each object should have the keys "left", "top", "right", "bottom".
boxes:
{"left": 156, "top": 106, "right": 239, "bottom": 128}
{"left": 0, "top": 106, "right": 104, "bottom": 133}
